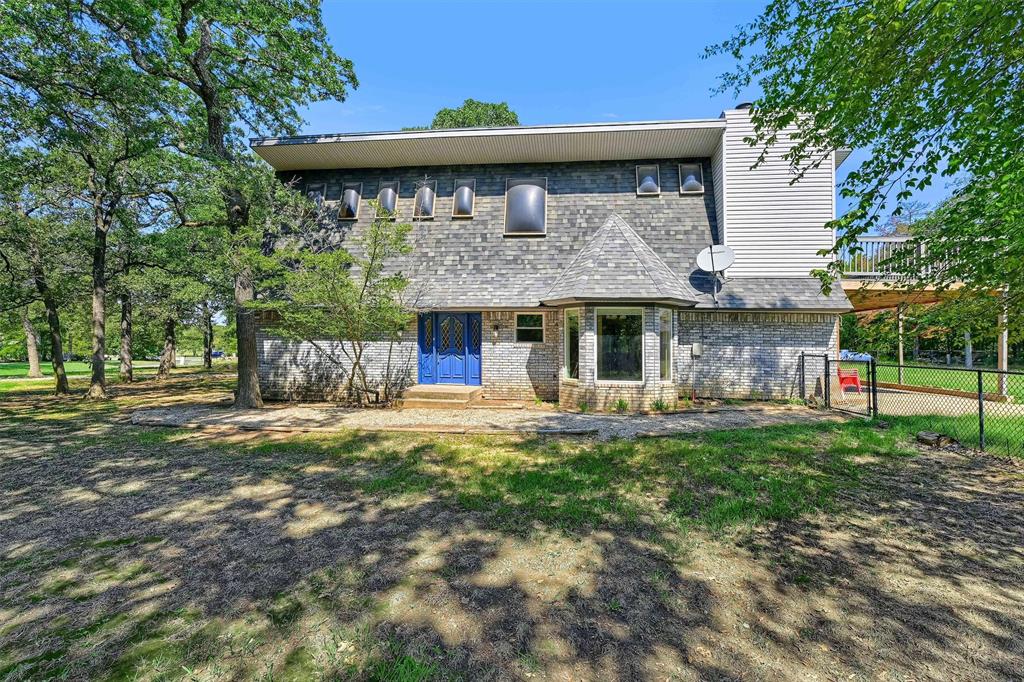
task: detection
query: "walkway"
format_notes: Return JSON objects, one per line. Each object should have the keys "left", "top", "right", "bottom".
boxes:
{"left": 131, "top": 402, "right": 841, "bottom": 440}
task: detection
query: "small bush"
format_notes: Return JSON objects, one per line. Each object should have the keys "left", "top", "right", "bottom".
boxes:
{"left": 651, "top": 399, "right": 669, "bottom": 412}
{"left": 577, "top": 400, "right": 590, "bottom": 413}
{"left": 614, "top": 398, "right": 629, "bottom": 413}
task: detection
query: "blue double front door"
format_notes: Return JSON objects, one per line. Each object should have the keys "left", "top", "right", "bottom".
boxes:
{"left": 417, "top": 312, "right": 482, "bottom": 385}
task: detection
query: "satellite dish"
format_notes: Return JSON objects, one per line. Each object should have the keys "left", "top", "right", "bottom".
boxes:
{"left": 696, "top": 244, "right": 735, "bottom": 273}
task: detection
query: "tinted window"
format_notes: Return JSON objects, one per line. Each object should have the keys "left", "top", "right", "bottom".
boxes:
{"left": 340, "top": 183, "right": 361, "bottom": 219}
{"left": 597, "top": 308, "right": 643, "bottom": 381}
{"left": 505, "top": 178, "right": 546, "bottom": 235}
{"left": 377, "top": 180, "right": 399, "bottom": 215}
{"left": 414, "top": 182, "right": 436, "bottom": 219}
{"left": 453, "top": 179, "right": 475, "bottom": 217}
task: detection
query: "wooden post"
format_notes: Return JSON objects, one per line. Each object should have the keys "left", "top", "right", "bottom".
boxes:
{"left": 997, "top": 293, "right": 1009, "bottom": 397}
{"left": 964, "top": 330, "right": 973, "bottom": 369}
{"left": 896, "top": 304, "right": 905, "bottom": 384}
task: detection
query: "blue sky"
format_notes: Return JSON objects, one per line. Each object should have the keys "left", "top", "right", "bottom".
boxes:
{"left": 299, "top": 0, "right": 951, "bottom": 216}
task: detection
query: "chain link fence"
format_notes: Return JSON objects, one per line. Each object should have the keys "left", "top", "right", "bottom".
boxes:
{"left": 801, "top": 354, "right": 1024, "bottom": 456}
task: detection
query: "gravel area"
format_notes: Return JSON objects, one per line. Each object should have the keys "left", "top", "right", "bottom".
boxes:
{"left": 131, "top": 402, "right": 841, "bottom": 439}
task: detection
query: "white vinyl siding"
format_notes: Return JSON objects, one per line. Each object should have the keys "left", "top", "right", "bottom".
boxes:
{"left": 711, "top": 133, "right": 725, "bottom": 243}
{"left": 721, "top": 109, "right": 835, "bottom": 277}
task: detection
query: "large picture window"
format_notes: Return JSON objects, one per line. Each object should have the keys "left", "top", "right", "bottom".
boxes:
{"left": 596, "top": 308, "right": 643, "bottom": 382}
{"left": 564, "top": 309, "right": 580, "bottom": 379}
{"left": 659, "top": 309, "right": 672, "bottom": 381}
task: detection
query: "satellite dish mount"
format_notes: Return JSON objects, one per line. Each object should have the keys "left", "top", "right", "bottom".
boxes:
{"left": 695, "top": 244, "right": 736, "bottom": 306}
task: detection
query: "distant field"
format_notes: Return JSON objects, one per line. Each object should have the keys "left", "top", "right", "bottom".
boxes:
{"left": 0, "top": 360, "right": 159, "bottom": 378}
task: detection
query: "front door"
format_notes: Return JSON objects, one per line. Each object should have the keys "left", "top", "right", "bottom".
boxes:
{"left": 437, "top": 313, "right": 466, "bottom": 383}
{"left": 417, "top": 312, "right": 481, "bottom": 385}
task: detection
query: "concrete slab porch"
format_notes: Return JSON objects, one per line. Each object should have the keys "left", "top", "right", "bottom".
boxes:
{"left": 397, "top": 384, "right": 483, "bottom": 409}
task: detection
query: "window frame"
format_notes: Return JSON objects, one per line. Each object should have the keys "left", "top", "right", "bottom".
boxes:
{"left": 339, "top": 182, "right": 362, "bottom": 220}
{"left": 451, "top": 178, "right": 476, "bottom": 218}
{"left": 678, "top": 162, "right": 705, "bottom": 195}
{"left": 515, "top": 312, "right": 545, "bottom": 344}
{"left": 305, "top": 182, "right": 326, "bottom": 205}
{"left": 376, "top": 180, "right": 400, "bottom": 218}
{"left": 413, "top": 179, "right": 437, "bottom": 220}
{"left": 595, "top": 306, "right": 645, "bottom": 384}
{"left": 658, "top": 308, "right": 673, "bottom": 381}
{"left": 503, "top": 177, "right": 548, "bottom": 237}
{"left": 563, "top": 308, "right": 581, "bottom": 381}
{"left": 635, "top": 164, "right": 661, "bottom": 197}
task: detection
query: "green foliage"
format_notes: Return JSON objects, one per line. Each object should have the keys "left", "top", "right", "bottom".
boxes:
{"left": 431, "top": 98, "right": 520, "bottom": 129}
{"left": 710, "top": 2, "right": 1024, "bottom": 301}
{"left": 577, "top": 400, "right": 590, "bottom": 413}
{"left": 614, "top": 398, "right": 629, "bottom": 413}
{"left": 651, "top": 399, "right": 669, "bottom": 412}
{"left": 257, "top": 199, "right": 413, "bottom": 403}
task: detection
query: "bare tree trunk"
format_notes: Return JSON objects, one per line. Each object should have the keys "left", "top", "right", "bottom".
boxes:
{"left": 119, "top": 294, "right": 133, "bottom": 382}
{"left": 29, "top": 243, "right": 69, "bottom": 394}
{"left": 202, "top": 303, "right": 213, "bottom": 369}
{"left": 21, "top": 307, "right": 43, "bottom": 378}
{"left": 86, "top": 222, "right": 108, "bottom": 399}
{"left": 233, "top": 266, "right": 263, "bottom": 406}
{"left": 157, "top": 317, "right": 176, "bottom": 380}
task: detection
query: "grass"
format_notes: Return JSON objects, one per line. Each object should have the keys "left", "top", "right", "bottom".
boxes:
{"left": 0, "top": 360, "right": 159, "bottom": 378}
{"left": 840, "top": 360, "right": 1024, "bottom": 400}
{"left": 2, "top": 372, "right": 1020, "bottom": 679}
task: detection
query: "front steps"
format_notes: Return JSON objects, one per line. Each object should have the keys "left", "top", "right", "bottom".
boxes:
{"left": 397, "top": 384, "right": 482, "bottom": 409}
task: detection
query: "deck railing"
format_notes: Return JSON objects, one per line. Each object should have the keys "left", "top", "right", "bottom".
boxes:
{"left": 839, "top": 235, "right": 926, "bottom": 279}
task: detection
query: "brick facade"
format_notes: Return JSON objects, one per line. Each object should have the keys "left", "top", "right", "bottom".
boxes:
{"left": 480, "top": 311, "right": 560, "bottom": 400}
{"left": 256, "top": 309, "right": 838, "bottom": 407}
{"left": 676, "top": 311, "right": 839, "bottom": 400}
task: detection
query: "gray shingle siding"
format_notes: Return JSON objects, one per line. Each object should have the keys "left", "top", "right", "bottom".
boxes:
{"left": 257, "top": 157, "right": 846, "bottom": 405}
{"left": 282, "top": 158, "right": 721, "bottom": 309}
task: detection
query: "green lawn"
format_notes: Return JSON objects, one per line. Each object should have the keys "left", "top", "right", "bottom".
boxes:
{"left": 840, "top": 361, "right": 1024, "bottom": 401}
{"left": 0, "top": 360, "right": 159, "bottom": 378}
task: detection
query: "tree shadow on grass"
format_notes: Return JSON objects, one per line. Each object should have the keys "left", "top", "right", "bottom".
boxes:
{"left": 1, "top": 379, "right": 1023, "bottom": 679}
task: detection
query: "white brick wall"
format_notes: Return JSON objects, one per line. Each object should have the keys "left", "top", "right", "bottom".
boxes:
{"left": 480, "top": 310, "right": 560, "bottom": 400}
{"left": 256, "top": 309, "right": 838, "bottom": 405}
{"left": 676, "top": 311, "right": 838, "bottom": 399}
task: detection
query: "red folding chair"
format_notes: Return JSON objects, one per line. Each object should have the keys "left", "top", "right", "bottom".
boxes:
{"left": 837, "top": 368, "right": 863, "bottom": 393}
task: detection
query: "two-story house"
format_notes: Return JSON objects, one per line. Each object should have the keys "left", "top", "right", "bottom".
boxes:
{"left": 250, "top": 105, "right": 852, "bottom": 410}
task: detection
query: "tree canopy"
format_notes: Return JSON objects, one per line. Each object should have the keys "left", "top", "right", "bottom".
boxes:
{"left": 709, "top": 1, "right": 1024, "bottom": 305}
{"left": 430, "top": 98, "right": 519, "bottom": 129}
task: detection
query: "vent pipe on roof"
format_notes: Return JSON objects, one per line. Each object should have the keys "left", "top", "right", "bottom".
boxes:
{"left": 735, "top": 102, "right": 753, "bottom": 110}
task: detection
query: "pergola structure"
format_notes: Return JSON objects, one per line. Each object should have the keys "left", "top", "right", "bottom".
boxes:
{"left": 840, "top": 235, "right": 1010, "bottom": 395}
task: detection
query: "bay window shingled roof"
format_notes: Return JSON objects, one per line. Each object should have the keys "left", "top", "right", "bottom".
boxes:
{"left": 542, "top": 214, "right": 699, "bottom": 306}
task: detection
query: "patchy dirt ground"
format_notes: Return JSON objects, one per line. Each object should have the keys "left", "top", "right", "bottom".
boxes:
{"left": 130, "top": 400, "right": 840, "bottom": 440}
{"left": 1, "top": 373, "right": 1023, "bottom": 680}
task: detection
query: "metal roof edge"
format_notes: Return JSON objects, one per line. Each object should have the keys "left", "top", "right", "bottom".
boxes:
{"left": 250, "top": 118, "right": 727, "bottom": 148}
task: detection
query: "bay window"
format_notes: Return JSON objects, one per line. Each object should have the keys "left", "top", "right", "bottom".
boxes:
{"left": 596, "top": 307, "right": 643, "bottom": 382}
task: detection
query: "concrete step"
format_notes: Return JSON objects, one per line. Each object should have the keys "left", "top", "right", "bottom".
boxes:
{"left": 402, "top": 386, "right": 482, "bottom": 402}
{"left": 396, "top": 397, "right": 473, "bottom": 410}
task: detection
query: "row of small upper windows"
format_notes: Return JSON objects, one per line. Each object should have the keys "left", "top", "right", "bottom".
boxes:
{"left": 303, "top": 164, "right": 704, "bottom": 236}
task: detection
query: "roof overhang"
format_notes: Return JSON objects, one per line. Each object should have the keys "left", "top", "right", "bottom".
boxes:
{"left": 251, "top": 119, "right": 727, "bottom": 171}
{"left": 835, "top": 148, "right": 853, "bottom": 168}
